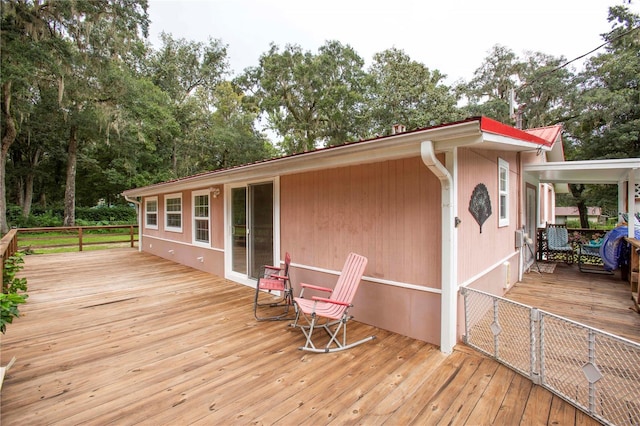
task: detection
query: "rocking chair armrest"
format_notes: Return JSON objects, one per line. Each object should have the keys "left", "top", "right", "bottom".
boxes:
{"left": 300, "top": 283, "right": 333, "bottom": 293}
{"left": 269, "top": 274, "right": 288, "bottom": 280}
{"left": 311, "top": 296, "right": 351, "bottom": 306}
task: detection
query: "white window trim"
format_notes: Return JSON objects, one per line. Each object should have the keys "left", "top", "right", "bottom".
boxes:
{"left": 145, "top": 196, "right": 158, "bottom": 230}
{"left": 164, "top": 193, "right": 183, "bottom": 233}
{"left": 192, "top": 189, "right": 210, "bottom": 247}
{"left": 498, "top": 158, "right": 509, "bottom": 227}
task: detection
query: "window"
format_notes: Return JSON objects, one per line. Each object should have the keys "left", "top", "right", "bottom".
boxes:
{"left": 192, "top": 190, "right": 210, "bottom": 246}
{"left": 498, "top": 158, "right": 509, "bottom": 227}
{"left": 145, "top": 197, "right": 158, "bottom": 229}
{"left": 165, "top": 193, "right": 182, "bottom": 232}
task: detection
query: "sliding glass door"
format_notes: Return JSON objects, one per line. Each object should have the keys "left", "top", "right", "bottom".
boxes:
{"left": 230, "top": 181, "right": 274, "bottom": 280}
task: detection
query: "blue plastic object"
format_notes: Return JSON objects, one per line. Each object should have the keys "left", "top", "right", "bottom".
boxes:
{"left": 601, "top": 226, "right": 640, "bottom": 270}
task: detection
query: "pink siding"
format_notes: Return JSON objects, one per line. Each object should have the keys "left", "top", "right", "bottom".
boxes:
{"left": 280, "top": 157, "right": 443, "bottom": 343}
{"left": 457, "top": 149, "right": 520, "bottom": 286}
{"left": 281, "top": 157, "right": 442, "bottom": 286}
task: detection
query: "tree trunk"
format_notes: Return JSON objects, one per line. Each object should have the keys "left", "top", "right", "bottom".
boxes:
{"left": 22, "top": 173, "right": 35, "bottom": 220}
{"left": 569, "top": 184, "right": 590, "bottom": 229}
{"left": 1, "top": 82, "right": 17, "bottom": 234}
{"left": 21, "top": 147, "right": 41, "bottom": 219}
{"left": 577, "top": 201, "right": 589, "bottom": 228}
{"left": 63, "top": 125, "right": 78, "bottom": 227}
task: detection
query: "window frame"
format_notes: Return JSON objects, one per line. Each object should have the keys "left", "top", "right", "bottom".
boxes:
{"left": 164, "top": 193, "right": 183, "bottom": 233}
{"left": 145, "top": 197, "right": 158, "bottom": 230}
{"left": 192, "top": 189, "right": 210, "bottom": 247}
{"left": 498, "top": 158, "right": 509, "bottom": 227}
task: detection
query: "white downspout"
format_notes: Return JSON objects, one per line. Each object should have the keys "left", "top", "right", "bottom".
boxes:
{"left": 421, "top": 141, "right": 457, "bottom": 354}
{"left": 124, "top": 195, "right": 142, "bottom": 252}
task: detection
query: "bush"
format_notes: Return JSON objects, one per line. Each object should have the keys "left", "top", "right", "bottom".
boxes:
{"left": 1, "top": 253, "right": 28, "bottom": 334}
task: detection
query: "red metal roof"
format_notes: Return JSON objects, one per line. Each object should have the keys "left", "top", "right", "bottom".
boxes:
{"left": 479, "top": 117, "right": 554, "bottom": 147}
{"left": 524, "top": 125, "right": 563, "bottom": 146}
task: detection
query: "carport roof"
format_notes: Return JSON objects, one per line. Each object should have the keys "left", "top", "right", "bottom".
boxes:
{"left": 524, "top": 158, "right": 640, "bottom": 184}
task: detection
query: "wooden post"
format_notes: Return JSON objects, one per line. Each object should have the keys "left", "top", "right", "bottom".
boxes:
{"left": 78, "top": 227, "right": 83, "bottom": 251}
{"left": 130, "top": 225, "right": 134, "bottom": 248}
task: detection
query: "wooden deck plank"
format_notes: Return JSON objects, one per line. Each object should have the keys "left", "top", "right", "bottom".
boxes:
{"left": 508, "top": 263, "right": 640, "bottom": 343}
{"left": 0, "top": 249, "right": 605, "bottom": 425}
{"left": 378, "top": 350, "right": 482, "bottom": 424}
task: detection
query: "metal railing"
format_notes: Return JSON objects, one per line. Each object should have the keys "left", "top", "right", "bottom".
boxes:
{"left": 462, "top": 287, "right": 640, "bottom": 426}
{"left": 537, "top": 227, "right": 610, "bottom": 263}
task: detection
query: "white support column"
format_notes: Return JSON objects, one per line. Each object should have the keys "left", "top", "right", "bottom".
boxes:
{"left": 628, "top": 170, "right": 637, "bottom": 238}
{"left": 618, "top": 180, "right": 627, "bottom": 226}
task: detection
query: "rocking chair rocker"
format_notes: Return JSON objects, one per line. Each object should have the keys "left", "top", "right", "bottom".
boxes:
{"left": 290, "top": 252, "right": 375, "bottom": 353}
{"left": 254, "top": 252, "right": 293, "bottom": 321}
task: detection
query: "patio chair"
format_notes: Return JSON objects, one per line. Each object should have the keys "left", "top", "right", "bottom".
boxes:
{"left": 545, "top": 224, "right": 574, "bottom": 264}
{"left": 254, "top": 252, "right": 293, "bottom": 321}
{"left": 290, "top": 252, "right": 376, "bottom": 353}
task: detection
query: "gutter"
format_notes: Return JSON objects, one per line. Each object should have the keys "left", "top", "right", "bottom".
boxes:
{"left": 421, "top": 140, "right": 457, "bottom": 354}
{"left": 124, "top": 195, "right": 142, "bottom": 252}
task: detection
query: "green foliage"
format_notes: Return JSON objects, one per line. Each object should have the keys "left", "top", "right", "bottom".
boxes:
{"left": 1, "top": 252, "right": 28, "bottom": 334}
{"left": 459, "top": 45, "right": 576, "bottom": 128}
{"left": 367, "top": 48, "right": 463, "bottom": 135}
{"left": 460, "top": 45, "right": 521, "bottom": 124}
{"left": 2, "top": 1, "right": 639, "bottom": 224}
{"left": 564, "top": 6, "right": 640, "bottom": 160}
{"left": 6, "top": 205, "right": 136, "bottom": 228}
{"left": 238, "top": 40, "right": 372, "bottom": 153}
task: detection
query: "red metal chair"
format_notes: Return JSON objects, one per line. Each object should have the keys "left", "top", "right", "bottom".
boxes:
{"left": 290, "top": 252, "right": 375, "bottom": 353}
{"left": 253, "top": 252, "right": 293, "bottom": 321}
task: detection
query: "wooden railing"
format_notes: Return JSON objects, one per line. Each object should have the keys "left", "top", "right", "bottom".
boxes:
{"left": 16, "top": 225, "right": 138, "bottom": 252}
{"left": 1, "top": 229, "right": 19, "bottom": 289}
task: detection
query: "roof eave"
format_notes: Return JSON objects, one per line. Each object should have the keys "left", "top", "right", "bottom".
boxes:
{"left": 122, "top": 117, "right": 557, "bottom": 198}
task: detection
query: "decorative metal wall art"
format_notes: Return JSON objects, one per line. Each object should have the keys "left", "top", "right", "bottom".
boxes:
{"left": 469, "top": 183, "right": 492, "bottom": 233}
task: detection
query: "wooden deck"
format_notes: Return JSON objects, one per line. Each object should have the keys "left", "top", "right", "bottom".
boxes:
{"left": 507, "top": 262, "right": 640, "bottom": 343}
{"left": 0, "top": 249, "right": 604, "bottom": 425}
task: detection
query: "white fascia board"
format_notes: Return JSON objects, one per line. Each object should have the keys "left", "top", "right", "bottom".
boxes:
{"left": 525, "top": 159, "right": 640, "bottom": 185}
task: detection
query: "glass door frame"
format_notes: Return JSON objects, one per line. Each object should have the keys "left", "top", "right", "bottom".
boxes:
{"left": 224, "top": 177, "right": 280, "bottom": 287}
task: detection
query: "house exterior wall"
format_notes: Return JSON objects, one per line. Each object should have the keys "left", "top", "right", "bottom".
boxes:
{"left": 454, "top": 149, "right": 522, "bottom": 338}
{"left": 133, "top": 149, "right": 531, "bottom": 347}
{"left": 140, "top": 188, "right": 225, "bottom": 277}
{"left": 457, "top": 149, "right": 520, "bottom": 287}
{"left": 280, "top": 156, "right": 443, "bottom": 344}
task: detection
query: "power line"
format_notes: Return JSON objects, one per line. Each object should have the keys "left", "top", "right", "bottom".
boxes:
{"left": 517, "top": 24, "right": 639, "bottom": 92}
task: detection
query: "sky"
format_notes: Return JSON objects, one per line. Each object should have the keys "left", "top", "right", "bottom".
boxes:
{"left": 146, "top": 0, "right": 640, "bottom": 84}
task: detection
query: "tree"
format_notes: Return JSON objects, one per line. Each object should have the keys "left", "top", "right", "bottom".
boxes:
{"left": 461, "top": 45, "right": 521, "bottom": 124}
{"left": 563, "top": 6, "right": 640, "bottom": 227}
{"left": 515, "top": 51, "right": 576, "bottom": 129}
{"left": 565, "top": 6, "right": 640, "bottom": 160}
{"left": 367, "top": 48, "right": 462, "bottom": 135}
{"left": 239, "top": 41, "right": 370, "bottom": 154}
{"left": 1, "top": 0, "right": 66, "bottom": 232}
{"left": 147, "top": 32, "right": 229, "bottom": 176}
{"left": 460, "top": 45, "right": 577, "bottom": 131}
{"left": 194, "top": 81, "right": 275, "bottom": 172}
{"left": 1, "top": 0, "right": 150, "bottom": 229}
